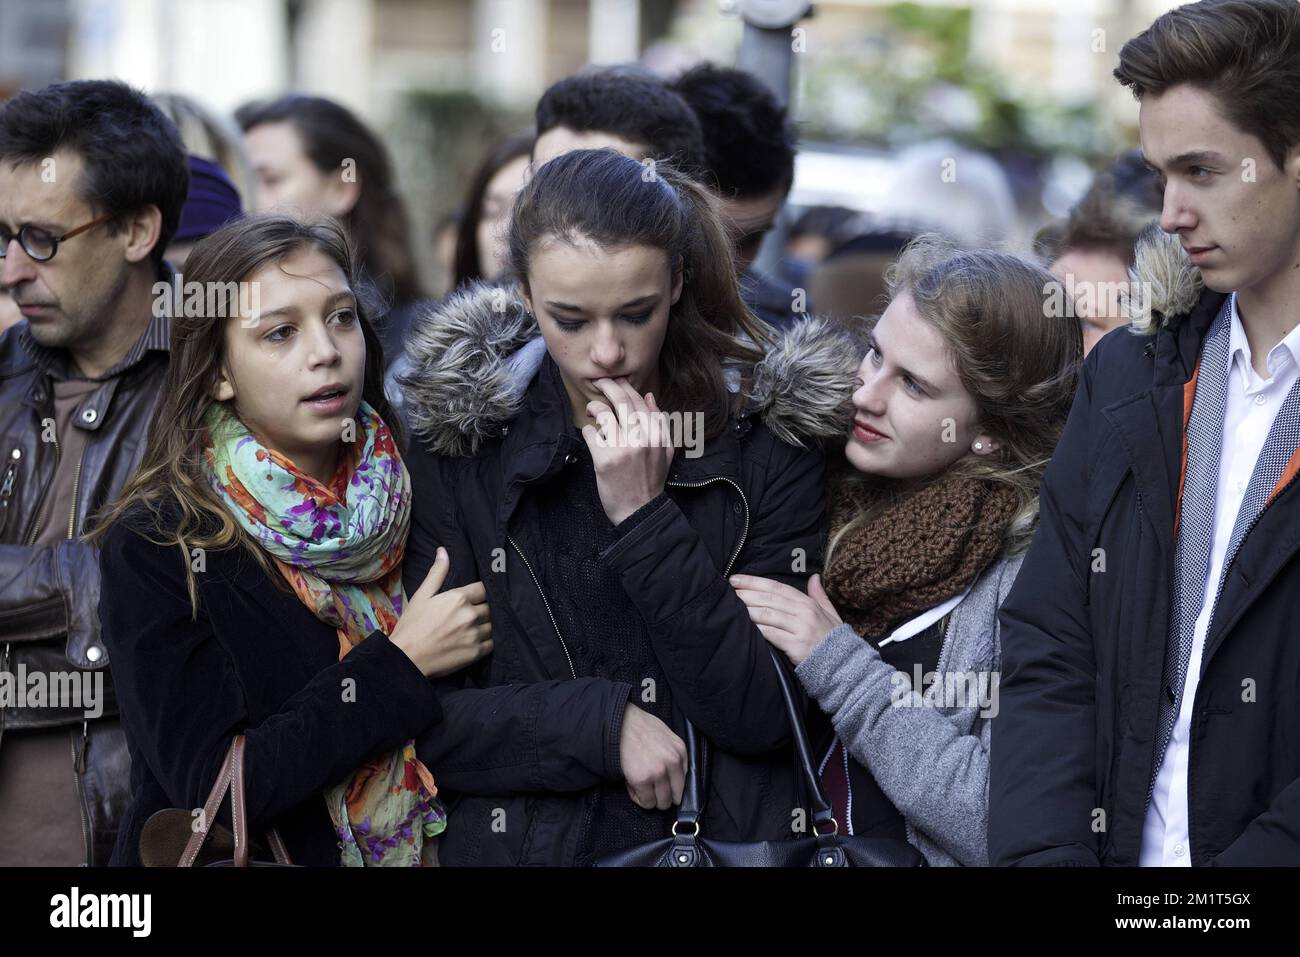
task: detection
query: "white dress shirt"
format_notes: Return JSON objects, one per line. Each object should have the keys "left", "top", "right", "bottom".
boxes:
{"left": 1141, "top": 293, "right": 1300, "bottom": 866}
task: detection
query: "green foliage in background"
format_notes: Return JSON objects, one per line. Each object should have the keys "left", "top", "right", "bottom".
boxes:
{"left": 797, "top": 2, "right": 1115, "bottom": 163}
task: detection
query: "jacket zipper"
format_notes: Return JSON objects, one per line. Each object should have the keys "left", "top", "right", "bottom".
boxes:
{"left": 71, "top": 721, "right": 92, "bottom": 865}
{"left": 65, "top": 454, "right": 85, "bottom": 540}
{"left": 505, "top": 532, "right": 580, "bottom": 861}
{"left": 664, "top": 476, "right": 751, "bottom": 576}
{"left": 511, "top": 474, "right": 751, "bottom": 860}
{"left": 586, "top": 477, "right": 751, "bottom": 861}
{"left": 658, "top": 475, "right": 751, "bottom": 843}
{"left": 22, "top": 434, "right": 59, "bottom": 546}
{"left": 507, "top": 535, "right": 577, "bottom": 680}
{"left": 0, "top": 452, "right": 19, "bottom": 538}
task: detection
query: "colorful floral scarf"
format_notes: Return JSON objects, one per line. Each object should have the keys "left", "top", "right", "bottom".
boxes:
{"left": 201, "top": 399, "right": 446, "bottom": 866}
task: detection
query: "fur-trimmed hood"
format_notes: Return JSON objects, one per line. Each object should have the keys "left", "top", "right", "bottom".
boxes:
{"left": 397, "top": 280, "right": 861, "bottom": 457}
{"left": 1126, "top": 224, "right": 1205, "bottom": 335}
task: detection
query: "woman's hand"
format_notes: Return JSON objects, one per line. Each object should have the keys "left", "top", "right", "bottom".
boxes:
{"left": 728, "top": 573, "right": 843, "bottom": 666}
{"left": 581, "top": 377, "right": 674, "bottom": 526}
{"left": 390, "top": 547, "right": 494, "bottom": 677}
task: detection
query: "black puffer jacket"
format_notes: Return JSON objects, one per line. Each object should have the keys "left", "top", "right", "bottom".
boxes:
{"left": 398, "top": 281, "right": 858, "bottom": 865}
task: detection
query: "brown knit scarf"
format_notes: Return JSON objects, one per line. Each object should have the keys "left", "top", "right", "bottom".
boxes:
{"left": 823, "top": 471, "right": 1021, "bottom": 640}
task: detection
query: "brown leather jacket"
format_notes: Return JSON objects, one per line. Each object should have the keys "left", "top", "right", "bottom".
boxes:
{"left": 0, "top": 288, "right": 170, "bottom": 865}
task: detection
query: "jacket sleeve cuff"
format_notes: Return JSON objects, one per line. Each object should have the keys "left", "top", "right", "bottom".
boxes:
{"left": 599, "top": 494, "right": 677, "bottom": 564}
{"left": 794, "top": 623, "right": 876, "bottom": 700}
{"left": 344, "top": 629, "right": 444, "bottom": 729}
{"left": 604, "top": 681, "right": 635, "bottom": 780}
{"left": 609, "top": 493, "right": 671, "bottom": 542}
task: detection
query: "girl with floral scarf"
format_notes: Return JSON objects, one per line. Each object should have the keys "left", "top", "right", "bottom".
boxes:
{"left": 94, "top": 215, "right": 492, "bottom": 866}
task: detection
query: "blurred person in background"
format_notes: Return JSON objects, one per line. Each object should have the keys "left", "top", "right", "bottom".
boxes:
{"left": 532, "top": 66, "right": 706, "bottom": 177}
{"left": 152, "top": 92, "right": 256, "bottom": 205}
{"left": 152, "top": 93, "right": 250, "bottom": 269}
{"left": 1035, "top": 149, "right": 1163, "bottom": 354}
{"left": 450, "top": 134, "right": 532, "bottom": 290}
{"left": 0, "top": 79, "right": 188, "bottom": 866}
{"left": 431, "top": 211, "right": 461, "bottom": 298}
{"left": 782, "top": 204, "right": 858, "bottom": 291}
{"left": 670, "top": 62, "right": 802, "bottom": 331}
{"left": 385, "top": 136, "right": 532, "bottom": 429}
{"left": 808, "top": 223, "right": 917, "bottom": 328}
{"left": 164, "top": 154, "right": 243, "bottom": 268}
{"left": 877, "top": 141, "right": 1018, "bottom": 250}
{"left": 236, "top": 95, "right": 424, "bottom": 364}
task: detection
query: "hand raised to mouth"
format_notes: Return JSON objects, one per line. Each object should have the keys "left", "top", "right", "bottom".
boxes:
{"left": 581, "top": 376, "right": 675, "bottom": 526}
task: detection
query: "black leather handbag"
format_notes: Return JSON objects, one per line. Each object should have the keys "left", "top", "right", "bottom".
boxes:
{"left": 595, "top": 647, "right": 927, "bottom": 867}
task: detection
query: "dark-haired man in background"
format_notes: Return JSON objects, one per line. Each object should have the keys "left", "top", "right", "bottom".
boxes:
{"left": 671, "top": 62, "right": 802, "bottom": 330}
{"left": 532, "top": 65, "right": 706, "bottom": 176}
{"left": 0, "top": 79, "right": 188, "bottom": 865}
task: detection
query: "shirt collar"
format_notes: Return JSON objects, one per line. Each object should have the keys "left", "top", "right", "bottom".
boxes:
{"left": 20, "top": 261, "right": 174, "bottom": 381}
{"left": 1228, "top": 290, "right": 1300, "bottom": 377}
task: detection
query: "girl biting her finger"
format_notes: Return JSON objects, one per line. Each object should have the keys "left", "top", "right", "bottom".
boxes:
{"left": 397, "top": 148, "right": 861, "bottom": 866}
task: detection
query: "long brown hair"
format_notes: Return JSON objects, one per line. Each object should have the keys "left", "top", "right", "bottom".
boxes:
{"left": 453, "top": 134, "right": 533, "bottom": 289}
{"left": 507, "top": 148, "right": 772, "bottom": 439}
{"left": 87, "top": 214, "right": 399, "bottom": 612}
{"left": 828, "top": 236, "right": 1082, "bottom": 562}
{"left": 236, "top": 95, "right": 424, "bottom": 308}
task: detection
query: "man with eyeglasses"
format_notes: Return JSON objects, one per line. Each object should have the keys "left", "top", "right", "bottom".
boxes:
{"left": 0, "top": 79, "right": 188, "bottom": 865}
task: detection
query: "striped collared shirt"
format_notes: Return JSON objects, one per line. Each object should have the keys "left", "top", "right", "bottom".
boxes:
{"left": 18, "top": 261, "right": 174, "bottom": 381}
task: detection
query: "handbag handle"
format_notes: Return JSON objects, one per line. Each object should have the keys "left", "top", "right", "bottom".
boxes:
{"left": 674, "top": 646, "right": 837, "bottom": 837}
{"left": 179, "top": 735, "right": 293, "bottom": 867}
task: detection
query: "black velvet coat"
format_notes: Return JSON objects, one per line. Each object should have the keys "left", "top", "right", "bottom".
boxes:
{"left": 98, "top": 507, "right": 443, "bottom": 866}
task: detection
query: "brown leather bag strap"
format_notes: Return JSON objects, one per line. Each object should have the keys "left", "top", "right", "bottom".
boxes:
{"left": 179, "top": 737, "right": 238, "bottom": 867}
{"left": 266, "top": 827, "right": 292, "bottom": 864}
{"left": 229, "top": 736, "right": 250, "bottom": 866}
{"left": 179, "top": 735, "right": 293, "bottom": 867}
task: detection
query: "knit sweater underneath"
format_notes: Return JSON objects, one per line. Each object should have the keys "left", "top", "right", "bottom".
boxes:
{"left": 519, "top": 432, "right": 676, "bottom": 865}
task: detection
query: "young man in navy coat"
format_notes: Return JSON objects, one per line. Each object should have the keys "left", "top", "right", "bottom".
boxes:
{"left": 990, "top": 0, "right": 1300, "bottom": 866}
